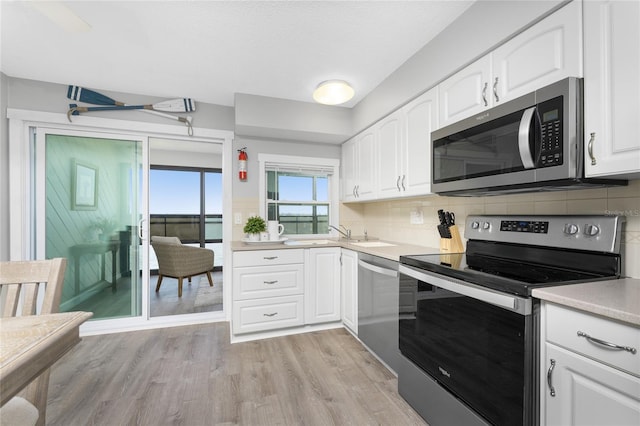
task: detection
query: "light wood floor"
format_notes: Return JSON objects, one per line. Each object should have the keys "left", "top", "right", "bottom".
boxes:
{"left": 71, "top": 271, "right": 223, "bottom": 319}
{"left": 46, "top": 323, "right": 428, "bottom": 426}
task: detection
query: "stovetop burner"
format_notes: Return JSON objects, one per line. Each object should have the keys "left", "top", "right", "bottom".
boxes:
{"left": 401, "top": 250, "right": 616, "bottom": 297}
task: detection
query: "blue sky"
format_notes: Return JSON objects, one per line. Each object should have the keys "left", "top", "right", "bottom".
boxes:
{"left": 149, "top": 169, "right": 222, "bottom": 214}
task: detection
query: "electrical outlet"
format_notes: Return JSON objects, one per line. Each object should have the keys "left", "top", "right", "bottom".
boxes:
{"left": 410, "top": 210, "right": 424, "bottom": 225}
{"left": 234, "top": 213, "right": 242, "bottom": 225}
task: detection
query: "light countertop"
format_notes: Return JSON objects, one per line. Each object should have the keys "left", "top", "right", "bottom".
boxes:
{"left": 231, "top": 239, "right": 440, "bottom": 262}
{"left": 532, "top": 278, "right": 640, "bottom": 326}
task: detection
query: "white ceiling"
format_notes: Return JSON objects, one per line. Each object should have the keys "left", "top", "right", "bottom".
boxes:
{"left": 0, "top": 1, "right": 474, "bottom": 108}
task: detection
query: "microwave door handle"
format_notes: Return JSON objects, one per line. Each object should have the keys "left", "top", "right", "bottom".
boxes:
{"left": 518, "top": 107, "right": 537, "bottom": 169}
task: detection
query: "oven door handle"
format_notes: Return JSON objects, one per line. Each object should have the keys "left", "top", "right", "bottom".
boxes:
{"left": 359, "top": 259, "right": 398, "bottom": 278}
{"left": 399, "top": 264, "right": 531, "bottom": 315}
{"left": 518, "top": 106, "right": 537, "bottom": 169}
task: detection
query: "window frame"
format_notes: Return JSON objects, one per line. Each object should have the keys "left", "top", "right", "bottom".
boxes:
{"left": 258, "top": 153, "right": 340, "bottom": 239}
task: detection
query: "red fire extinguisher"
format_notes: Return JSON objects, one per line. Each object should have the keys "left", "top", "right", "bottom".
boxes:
{"left": 238, "top": 147, "right": 248, "bottom": 181}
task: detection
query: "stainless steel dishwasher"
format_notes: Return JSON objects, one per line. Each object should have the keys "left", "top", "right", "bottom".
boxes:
{"left": 358, "top": 253, "right": 400, "bottom": 373}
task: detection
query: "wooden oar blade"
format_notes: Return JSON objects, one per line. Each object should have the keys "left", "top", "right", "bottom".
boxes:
{"left": 67, "top": 85, "right": 123, "bottom": 106}
{"left": 151, "top": 98, "right": 196, "bottom": 112}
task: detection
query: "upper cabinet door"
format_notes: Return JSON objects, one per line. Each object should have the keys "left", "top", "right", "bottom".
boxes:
{"left": 493, "top": 1, "right": 583, "bottom": 104}
{"left": 403, "top": 87, "right": 438, "bottom": 197}
{"left": 584, "top": 0, "right": 640, "bottom": 178}
{"left": 376, "top": 110, "right": 403, "bottom": 198}
{"left": 438, "top": 55, "right": 492, "bottom": 128}
{"left": 341, "top": 137, "right": 357, "bottom": 201}
{"left": 356, "top": 129, "right": 377, "bottom": 200}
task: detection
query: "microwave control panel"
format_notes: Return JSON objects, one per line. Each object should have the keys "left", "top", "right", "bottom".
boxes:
{"left": 538, "top": 96, "right": 563, "bottom": 167}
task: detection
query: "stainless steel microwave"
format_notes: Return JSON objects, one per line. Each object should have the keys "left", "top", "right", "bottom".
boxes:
{"left": 431, "top": 77, "right": 626, "bottom": 196}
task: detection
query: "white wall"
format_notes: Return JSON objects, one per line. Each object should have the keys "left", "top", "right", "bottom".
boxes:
{"left": 0, "top": 72, "right": 8, "bottom": 261}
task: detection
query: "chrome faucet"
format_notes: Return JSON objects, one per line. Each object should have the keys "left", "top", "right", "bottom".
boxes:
{"left": 329, "top": 224, "right": 351, "bottom": 240}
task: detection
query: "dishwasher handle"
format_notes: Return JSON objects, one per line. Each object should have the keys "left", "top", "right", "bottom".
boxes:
{"left": 359, "top": 259, "right": 398, "bottom": 278}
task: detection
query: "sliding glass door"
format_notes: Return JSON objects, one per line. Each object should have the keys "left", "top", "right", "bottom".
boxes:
{"left": 35, "top": 128, "right": 148, "bottom": 321}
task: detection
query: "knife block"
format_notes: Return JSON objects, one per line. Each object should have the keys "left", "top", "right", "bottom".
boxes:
{"left": 440, "top": 225, "right": 464, "bottom": 253}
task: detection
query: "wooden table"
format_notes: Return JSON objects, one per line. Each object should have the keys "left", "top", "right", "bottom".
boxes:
{"left": 0, "top": 311, "right": 93, "bottom": 406}
{"left": 70, "top": 241, "right": 119, "bottom": 293}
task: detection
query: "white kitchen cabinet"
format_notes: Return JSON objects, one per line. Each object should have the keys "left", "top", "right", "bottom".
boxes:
{"left": 232, "top": 249, "right": 305, "bottom": 335}
{"left": 439, "top": 1, "right": 581, "bottom": 128}
{"left": 402, "top": 87, "right": 438, "bottom": 197}
{"left": 540, "top": 302, "right": 640, "bottom": 425}
{"left": 439, "top": 55, "right": 492, "bottom": 128}
{"left": 583, "top": 0, "right": 640, "bottom": 178}
{"left": 377, "top": 88, "right": 438, "bottom": 199}
{"left": 376, "top": 109, "right": 404, "bottom": 198}
{"left": 340, "top": 249, "right": 358, "bottom": 334}
{"left": 305, "top": 247, "right": 341, "bottom": 324}
{"left": 492, "top": 0, "right": 582, "bottom": 104}
{"left": 341, "top": 137, "right": 357, "bottom": 202}
{"left": 341, "top": 129, "right": 376, "bottom": 201}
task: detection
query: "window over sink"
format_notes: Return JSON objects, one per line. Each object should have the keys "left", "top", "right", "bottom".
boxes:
{"left": 258, "top": 154, "right": 340, "bottom": 237}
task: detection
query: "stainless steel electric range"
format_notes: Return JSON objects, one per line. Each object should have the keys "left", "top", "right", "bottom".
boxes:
{"left": 398, "top": 215, "right": 625, "bottom": 426}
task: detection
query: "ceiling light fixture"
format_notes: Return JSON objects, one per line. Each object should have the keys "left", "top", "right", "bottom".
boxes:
{"left": 313, "top": 80, "right": 355, "bottom": 105}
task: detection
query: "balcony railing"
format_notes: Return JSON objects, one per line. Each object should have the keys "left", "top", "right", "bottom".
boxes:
{"left": 150, "top": 214, "right": 222, "bottom": 244}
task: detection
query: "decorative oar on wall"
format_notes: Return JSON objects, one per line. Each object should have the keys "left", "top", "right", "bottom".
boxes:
{"left": 66, "top": 85, "right": 196, "bottom": 136}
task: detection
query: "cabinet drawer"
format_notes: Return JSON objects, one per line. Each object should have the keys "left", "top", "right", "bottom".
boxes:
{"left": 233, "top": 249, "right": 304, "bottom": 267}
{"left": 545, "top": 303, "right": 640, "bottom": 376}
{"left": 232, "top": 295, "right": 304, "bottom": 334}
{"left": 233, "top": 264, "right": 304, "bottom": 300}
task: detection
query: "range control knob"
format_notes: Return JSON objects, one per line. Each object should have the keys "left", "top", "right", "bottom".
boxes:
{"left": 584, "top": 224, "right": 600, "bottom": 236}
{"left": 563, "top": 223, "right": 579, "bottom": 235}
{"left": 471, "top": 221, "right": 480, "bottom": 229}
{"left": 483, "top": 222, "right": 491, "bottom": 230}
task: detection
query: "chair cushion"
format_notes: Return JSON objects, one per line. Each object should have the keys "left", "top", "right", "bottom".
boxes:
{"left": 151, "top": 236, "right": 182, "bottom": 245}
{"left": 0, "top": 396, "right": 39, "bottom": 426}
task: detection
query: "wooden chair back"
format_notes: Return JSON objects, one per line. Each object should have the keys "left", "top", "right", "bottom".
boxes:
{"left": 0, "top": 258, "right": 67, "bottom": 426}
{"left": 0, "top": 258, "right": 66, "bottom": 317}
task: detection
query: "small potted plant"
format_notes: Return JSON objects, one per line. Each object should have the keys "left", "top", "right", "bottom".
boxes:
{"left": 244, "top": 216, "right": 266, "bottom": 241}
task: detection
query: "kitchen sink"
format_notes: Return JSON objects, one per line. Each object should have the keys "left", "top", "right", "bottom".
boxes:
{"left": 350, "top": 241, "right": 396, "bottom": 248}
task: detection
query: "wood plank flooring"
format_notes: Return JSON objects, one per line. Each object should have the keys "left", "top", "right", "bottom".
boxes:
{"left": 46, "top": 323, "right": 428, "bottom": 426}
{"left": 71, "top": 272, "right": 223, "bottom": 319}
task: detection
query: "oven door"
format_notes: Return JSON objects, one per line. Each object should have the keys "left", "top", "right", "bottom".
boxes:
{"left": 398, "top": 264, "right": 536, "bottom": 426}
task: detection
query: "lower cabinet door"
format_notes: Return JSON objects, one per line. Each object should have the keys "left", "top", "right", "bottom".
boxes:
{"left": 543, "top": 343, "right": 640, "bottom": 426}
{"left": 232, "top": 295, "right": 304, "bottom": 335}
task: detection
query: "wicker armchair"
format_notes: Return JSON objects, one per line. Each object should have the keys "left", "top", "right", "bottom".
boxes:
{"left": 150, "top": 236, "right": 214, "bottom": 297}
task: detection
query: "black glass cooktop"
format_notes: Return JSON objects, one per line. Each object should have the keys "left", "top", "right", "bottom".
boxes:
{"left": 400, "top": 241, "right": 621, "bottom": 297}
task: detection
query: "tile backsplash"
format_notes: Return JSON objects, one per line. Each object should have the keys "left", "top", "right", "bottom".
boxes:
{"left": 340, "top": 180, "right": 640, "bottom": 278}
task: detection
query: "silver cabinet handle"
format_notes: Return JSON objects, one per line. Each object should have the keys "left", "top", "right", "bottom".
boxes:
{"left": 577, "top": 331, "right": 637, "bottom": 354}
{"left": 352, "top": 185, "right": 356, "bottom": 197}
{"left": 547, "top": 359, "right": 556, "bottom": 397}
{"left": 263, "top": 280, "right": 278, "bottom": 285}
{"left": 396, "top": 176, "right": 401, "bottom": 192}
{"left": 493, "top": 77, "right": 499, "bottom": 102}
{"left": 401, "top": 175, "right": 406, "bottom": 191}
{"left": 263, "top": 312, "right": 278, "bottom": 317}
{"left": 482, "top": 82, "right": 488, "bottom": 106}
{"left": 587, "top": 132, "right": 597, "bottom": 165}
{"left": 263, "top": 256, "right": 278, "bottom": 260}
{"left": 355, "top": 185, "right": 360, "bottom": 197}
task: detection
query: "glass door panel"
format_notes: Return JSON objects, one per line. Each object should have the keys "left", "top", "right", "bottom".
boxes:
{"left": 37, "top": 129, "right": 146, "bottom": 321}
